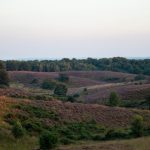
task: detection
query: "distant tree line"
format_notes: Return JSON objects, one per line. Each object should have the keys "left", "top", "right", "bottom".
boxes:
{"left": 2, "top": 57, "right": 150, "bottom": 75}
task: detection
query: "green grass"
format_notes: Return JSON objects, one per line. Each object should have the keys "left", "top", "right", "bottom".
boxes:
{"left": 0, "top": 130, "right": 38, "bottom": 150}
{"left": 57, "top": 136, "right": 150, "bottom": 150}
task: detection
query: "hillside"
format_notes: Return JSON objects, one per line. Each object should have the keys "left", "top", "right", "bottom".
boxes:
{"left": 0, "top": 70, "right": 150, "bottom": 150}
{"left": 0, "top": 96, "right": 150, "bottom": 128}
{"left": 8, "top": 71, "right": 150, "bottom": 103}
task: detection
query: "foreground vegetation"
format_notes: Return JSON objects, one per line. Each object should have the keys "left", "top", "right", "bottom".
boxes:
{"left": 57, "top": 137, "right": 150, "bottom": 150}
{"left": 0, "top": 128, "right": 150, "bottom": 150}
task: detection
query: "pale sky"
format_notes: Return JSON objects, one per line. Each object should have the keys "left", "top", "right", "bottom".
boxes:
{"left": 0, "top": 0, "right": 150, "bottom": 59}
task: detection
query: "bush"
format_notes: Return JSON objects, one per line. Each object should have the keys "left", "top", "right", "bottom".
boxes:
{"left": 92, "top": 134, "right": 105, "bottom": 141}
{"left": 58, "top": 73, "right": 69, "bottom": 82}
{"left": 39, "top": 131, "right": 58, "bottom": 150}
{"left": 67, "top": 96, "right": 76, "bottom": 102}
{"left": 41, "top": 79, "right": 56, "bottom": 90}
{"left": 134, "top": 74, "right": 145, "bottom": 81}
{"left": 145, "top": 96, "right": 150, "bottom": 110}
{"left": 0, "top": 69, "right": 9, "bottom": 86}
{"left": 12, "top": 121, "right": 25, "bottom": 138}
{"left": 108, "top": 92, "right": 120, "bottom": 106}
{"left": 105, "top": 128, "right": 131, "bottom": 140}
{"left": 60, "top": 138, "right": 74, "bottom": 145}
{"left": 32, "top": 95, "right": 53, "bottom": 101}
{"left": 22, "top": 119, "right": 43, "bottom": 133}
{"left": 30, "top": 78, "right": 39, "bottom": 84}
{"left": 15, "top": 104, "right": 59, "bottom": 120}
{"left": 54, "top": 84, "right": 68, "bottom": 96}
{"left": 73, "top": 93, "right": 80, "bottom": 98}
{"left": 131, "top": 115, "right": 144, "bottom": 137}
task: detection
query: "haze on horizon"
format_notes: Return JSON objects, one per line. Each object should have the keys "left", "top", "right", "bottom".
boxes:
{"left": 0, "top": 0, "right": 150, "bottom": 60}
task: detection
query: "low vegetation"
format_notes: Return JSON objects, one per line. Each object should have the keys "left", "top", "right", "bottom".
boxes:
{"left": 0, "top": 59, "right": 149, "bottom": 149}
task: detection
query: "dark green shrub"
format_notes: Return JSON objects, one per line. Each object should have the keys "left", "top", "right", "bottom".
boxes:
{"left": 131, "top": 115, "right": 144, "bottom": 137}
{"left": 0, "top": 69, "right": 9, "bottom": 86}
{"left": 83, "top": 88, "right": 87, "bottom": 92}
{"left": 60, "top": 138, "right": 74, "bottom": 145}
{"left": 58, "top": 73, "right": 69, "bottom": 82}
{"left": 33, "top": 95, "right": 53, "bottom": 101}
{"left": 41, "top": 79, "right": 56, "bottom": 90}
{"left": 15, "top": 104, "right": 59, "bottom": 120}
{"left": 54, "top": 84, "right": 67, "bottom": 96}
{"left": 31, "top": 78, "right": 39, "bottom": 84}
{"left": 73, "top": 93, "right": 80, "bottom": 98}
{"left": 134, "top": 74, "right": 145, "bottom": 81}
{"left": 22, "top": 119, "right": 43, "bottom": 133}
{"left": 60, "top": 127, "right": 78, "bottom": 140}
{"left": 39, "top": 131, "right": 58, "bottom": 150}
{"left": 12, "top": 121, "right": 25, "bottom": 138}
{"left": 104, "top": 77, "right": 120, "bottom": 82}
{"left": 92, "top": 134, "right": 105, "bottom": 141}
{"left": 145, "top": 96, "right": 150, "bottom": 110}
{"left": 108, "top": 92, "right": 120, "bottom": 106}
{"left": 67, "top": 96, "right": 76, "bottom": 102}
{"left": 105, "top": 128, "right": 131, "bottom": 140}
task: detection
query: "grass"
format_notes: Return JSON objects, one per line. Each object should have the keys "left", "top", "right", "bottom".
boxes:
{"left": 0, "top": 128, "right": 150, "bottom": 150}
{"left": 0, "top": 130, "right": 38, "bottom": 150}
{"left": 57, "top": 136, "right": 150, "bottom": 150}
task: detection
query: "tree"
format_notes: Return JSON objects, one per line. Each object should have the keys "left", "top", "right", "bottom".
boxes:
{"left": 108, "top": 92, "right": 120, "bottom": 106}
{"left": 12, "top": 121, "right": 25, "bottom": 138}
{"left": 39, "top": 131, "right": 58, "bottom": 150}
{"left": 54, "top": 84, "right": 67, "bottom": 96}
{"left": 131, "top": 115, "right": 144, "bottom": 137}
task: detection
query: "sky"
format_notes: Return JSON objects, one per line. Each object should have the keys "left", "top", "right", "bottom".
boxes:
{"left": 0, "top": 0, "right": 150, "bottom": 60}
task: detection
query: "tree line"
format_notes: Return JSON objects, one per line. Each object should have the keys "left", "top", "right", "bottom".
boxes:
{"left": 1, "top": 57, "right": 150, "bottom": 75}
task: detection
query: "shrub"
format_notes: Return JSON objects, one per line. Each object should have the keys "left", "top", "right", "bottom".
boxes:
{"left": 105, "top": 128, "right": 131, "bottom": 140}
{"left": 60, "top": 138, "right": 74, "bottom": 145}
{"left": 32, "top": 95, "right": 53, "bottom": 101}
{"left": 131, "top": 115, "right": 144, "bottom": 137}
{"left": 134, "top": 74, "right": 145, "bottom": 81}
{"left": 58, "top": 73, "right": 69, "bottom": 82}
{"left": 67, "top": 96, "right": 76, "bottom": 102}
{"left": 39, "top": 131, "right": 58, "bottom": 150}
{"left": 54, "top": 84, "right": 67, "bottom": 96}
{"left": 41, "top": 79, "right": 56, "bottom": 90}
{"left": 12, "top": 121, "right": 25, "bottom": 138}
{"left": 145, "top": 96, "right": 150, "bottom": 110}
{"left": 73, "top": 93, "right": 80, "bottom": 98}
{"left": 92, "top": 134, "right": 105, "bottom": 141}
{"left": 30, "top": 78, "right": 39, "bottom": 84}
{"left": 108, "top": 92, "right": 120, "bottom": 106}
{"left": 15, "top": 104, "right": 59, "bottom": 120}
{"left": 0, "top": 69, "right": 9, "bottom": 86}
{"left": 22, "top": 119, "right": 43, "bottom": 133}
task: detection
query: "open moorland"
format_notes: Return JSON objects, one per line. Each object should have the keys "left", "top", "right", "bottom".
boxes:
{"left": 0, "top": 59, "right": 150, "bottom": 150}
{"left": 8, "top": 71, "right": 150, "bottom": 104}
